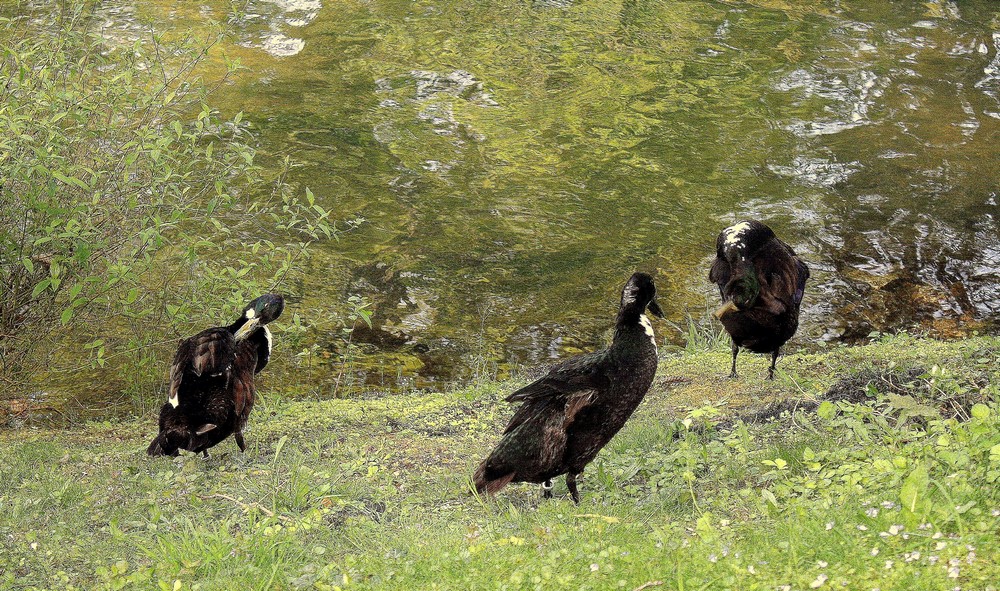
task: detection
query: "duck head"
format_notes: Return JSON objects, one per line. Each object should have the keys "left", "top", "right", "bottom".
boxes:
{"left": 233, "top": 293, "right": 285, "bottom": 341}
{"left": 724, "top": 262, "right": 761, "bottom": 311}
{"left": 717, "top": 220, "right": 774, "bottom": 313}
{"left": 620, "top": 272, "right": 665, "bottom": 319}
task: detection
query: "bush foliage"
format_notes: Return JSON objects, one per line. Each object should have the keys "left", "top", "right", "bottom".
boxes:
{"left": 0, "top": 5, "right": 331, "bottom": 395}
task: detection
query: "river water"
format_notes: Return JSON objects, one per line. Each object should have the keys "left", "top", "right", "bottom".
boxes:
{"left": 42, "top": 1, "right": 1000, "bottom": 398}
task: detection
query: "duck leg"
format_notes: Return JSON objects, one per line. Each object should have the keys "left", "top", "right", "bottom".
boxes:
{"left": 729, "top": 342, "right": 739, "bottom": 378}
{"left": 566, "top": 473, "right": 580, "bottom": 504}
{"left": 235, "top": 431, "right": 247, "bottom": 452}
{"left": 767, "top": 349, "right": 780, "bottom": 380}
{"left": 541, "top": 479, "right": 553, "bottom": 499}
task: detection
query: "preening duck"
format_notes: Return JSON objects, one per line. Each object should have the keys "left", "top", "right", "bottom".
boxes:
{"left": 147, "top": 294, "right": 284, "bottom": 457}
{"left": 709, "top": 220, "right": 809, "bottom": 380}
{"left": 474, "top": 272, "right": 663, "bottom": 504}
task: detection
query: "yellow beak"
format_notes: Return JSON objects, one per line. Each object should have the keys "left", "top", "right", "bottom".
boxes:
{"left": 233, "top": 317, "right": 261, "bottom": 341}
{"left": 713, "top": 301, "right": 739, "bottom": 320}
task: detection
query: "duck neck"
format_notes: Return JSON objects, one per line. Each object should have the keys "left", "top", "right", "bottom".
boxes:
{"left": 613, "top": 306, "right": 648, "bottom": 341}
{"left": 229, "top": 316, "right": 251, "bottom": 337}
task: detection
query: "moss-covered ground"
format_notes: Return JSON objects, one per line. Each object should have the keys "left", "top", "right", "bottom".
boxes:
{"left": 3, "top": 334, "right": 1000, "bottom": 590}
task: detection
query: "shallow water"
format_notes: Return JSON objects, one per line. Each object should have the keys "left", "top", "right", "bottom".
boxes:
{"left": 29, "top": 1, "right": 1000, "bottom": 398}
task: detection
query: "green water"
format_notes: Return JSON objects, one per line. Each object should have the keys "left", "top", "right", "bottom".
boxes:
{"left": 100, "top": 0, "right": 1000, "bottom": 389}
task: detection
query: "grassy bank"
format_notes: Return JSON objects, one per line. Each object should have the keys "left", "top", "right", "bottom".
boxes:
{"left": 2, "top": 334, "right": 1000, "bottom": 590}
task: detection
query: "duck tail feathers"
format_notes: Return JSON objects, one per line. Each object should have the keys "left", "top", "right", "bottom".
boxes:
{"left": 473, "top": 464, "right": 515, "bottom": 496}
{"left": 147, "top": 434, "right": 167, "bottom": 456}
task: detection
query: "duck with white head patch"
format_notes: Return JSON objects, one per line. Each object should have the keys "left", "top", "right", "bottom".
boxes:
{"left": 709, "top": 220, "right": 809, "bottom": 380}
{"left": 147, "top": 294, "right": 284, "bottom": 457}
{"left": 474, "top": 272, "right": 664, "bottom": 503}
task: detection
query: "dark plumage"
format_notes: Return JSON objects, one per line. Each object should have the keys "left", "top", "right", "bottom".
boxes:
{"left": 147, "top": 294, "right": 284, "bottom": 457}
{"left": 709, "top": 220, "right": 809, "bottom": 380}
{"left": 474, "top": 272, "right": 664, "bottom": 503}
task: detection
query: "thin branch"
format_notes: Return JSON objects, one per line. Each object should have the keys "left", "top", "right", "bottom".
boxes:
{"left": 198, "top": 493, "right": 290, "bottom": 522}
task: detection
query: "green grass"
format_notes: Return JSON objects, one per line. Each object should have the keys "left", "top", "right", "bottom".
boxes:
{"left": 3, "top": 333, "right": 1000, "bottom": 590}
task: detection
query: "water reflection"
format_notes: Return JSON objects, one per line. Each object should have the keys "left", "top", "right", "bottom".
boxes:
{"left": 253, "top": 0, "right": 320, "bottom": 56}
{"left": 246, "top": 0, "right": 1000, "bottom": 386}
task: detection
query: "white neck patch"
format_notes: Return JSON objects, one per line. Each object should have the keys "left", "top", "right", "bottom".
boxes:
{"left": 245, "top": 308, "right": 256, "bottom": 320}
{"left": 167, "top": 393, "right": 179, "bottom": 408}
{"left": 639, "top": 314, "right": 656, "bottom": 347}
{"left": 263, "top": 325, "right": 273, "bottom": 356}
{"left": 621, "top": 286, "right": 639, "bottom": 307}
{"left": 723, "top": 222, "right": 752, "bottom": 248}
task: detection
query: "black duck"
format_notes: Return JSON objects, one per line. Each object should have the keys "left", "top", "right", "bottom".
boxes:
{"left": 474, "top": 272, "right": 663, "bottom": 503}
{"left": 147, "top": 294, "right": 284, "bottom": 457}
{"left": 709, "top": 220, "right": 809, "bottom": 380}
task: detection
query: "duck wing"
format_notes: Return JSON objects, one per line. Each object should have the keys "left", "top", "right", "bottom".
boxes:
{"left": 167, "top": 328, "right": 236, "bottom": 408}
{"left": 750, "top": 239, "right": 811, "bottom": 316}
{"left": 502, "top": 351, "right": 610, "bottom": 434}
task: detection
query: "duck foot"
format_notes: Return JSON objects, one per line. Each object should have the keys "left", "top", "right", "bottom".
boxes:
{"left": 567, "top": 473, "right": 580, "bottom": 504}
{"left": 542, "top": 480, "right": 553, "bottom": 499}
{"left": 767, "top": 349, "right": 779, "bottom": 380}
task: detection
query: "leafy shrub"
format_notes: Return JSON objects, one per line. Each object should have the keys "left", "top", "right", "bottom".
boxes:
{"left": 0, "top": 5, "right": 331, "bottom": 400}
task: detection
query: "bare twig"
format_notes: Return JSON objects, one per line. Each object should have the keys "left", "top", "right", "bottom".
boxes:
{"left": 198, "top": 493, "right": 289, "bottom": 522}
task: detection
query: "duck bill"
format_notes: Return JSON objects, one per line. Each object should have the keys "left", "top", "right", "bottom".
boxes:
{"left": 713, "top": 300, "right": 739, "bottom": 320}
{"left": 233, "top": 317, "right": 261, "bottom": 341}
{"left": 647, "top": 298, "right": 665, "bottom": 319}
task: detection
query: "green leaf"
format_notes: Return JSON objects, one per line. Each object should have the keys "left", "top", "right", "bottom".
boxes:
{"left": 51, "top": 170, "right": 90, "bottom": 191}
{"left": 971, "top": 404, "right": 990, "bottom": 420}
{"left": 357, "top": 309, "right": 373, "bottom": 329}
{"left": 899, "top": 464, "right": 929, "bottom": 514}
{"left": 171, "top": 120, "right": 183, "bottom": 138}
{"left": 274, "top": 435, "right": 288, "bottom": 460}
{"left": 816, "top": 401, "right": 835, "bottom": 420}
{"left": 886, "top": 394, "right": 939, "bottom": 420}
{"left": 31, "top": 278, "right": 52, "bottom": 298}
{"left": 61, "top": 307, "right": 73, "bottom": 325}
{"left": 22, "top": 257, "right": 34, "bottom": 274}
